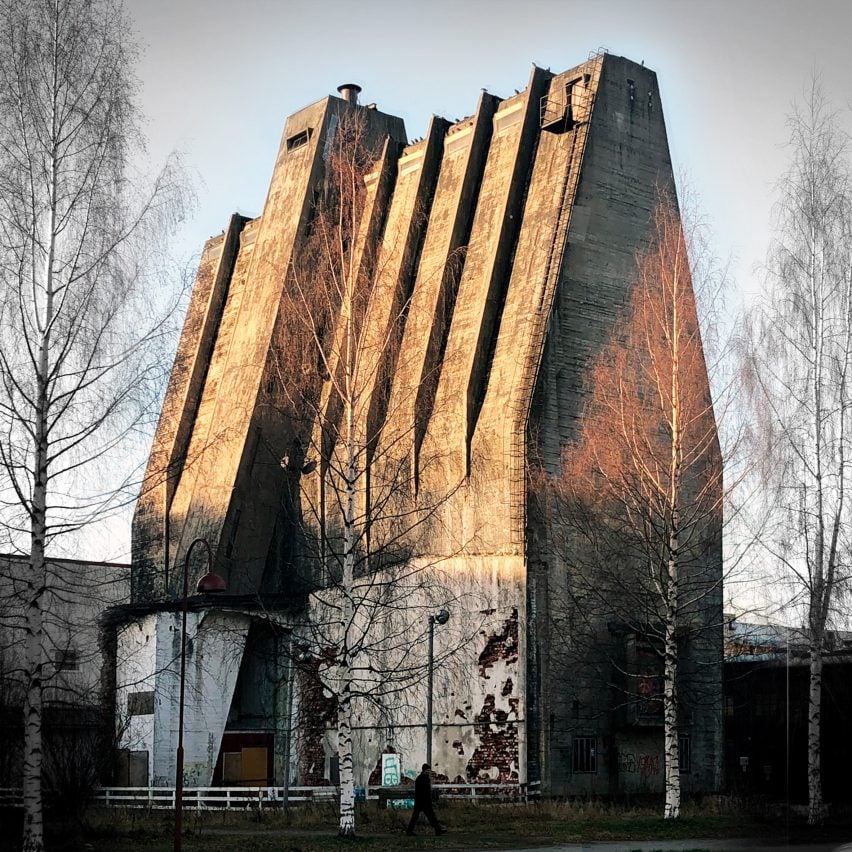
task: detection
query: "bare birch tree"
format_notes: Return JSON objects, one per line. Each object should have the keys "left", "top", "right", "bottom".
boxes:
{"left": 549, "top": 196, "right": 724, "bottom": 819}
{"left": 0, "top": 1, "right": 186, "bottom": 849}
{"left": 275, "top": 110, "right": 465, "bottom": 836}
{"left": 743, "top": 81, "right": 852, "bottom": 825}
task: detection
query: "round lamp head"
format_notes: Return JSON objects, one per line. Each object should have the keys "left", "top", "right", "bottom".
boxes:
{"left": 196, "top": 571, "right": 226, "bottom": 594}
{"left": 434, "top": 608, "right": 450, "bottom": 625}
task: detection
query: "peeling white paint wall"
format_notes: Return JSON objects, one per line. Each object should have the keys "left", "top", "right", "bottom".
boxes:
{"left": 116, "top": 609, "right": 250, "bottom": 786}
{"left": 115, "top": 614, "right": 157, "bottom": 782}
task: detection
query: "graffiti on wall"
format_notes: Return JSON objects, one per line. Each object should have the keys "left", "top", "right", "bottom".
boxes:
{"left": 617, "top": 751, "right": 660, "bottom": 778}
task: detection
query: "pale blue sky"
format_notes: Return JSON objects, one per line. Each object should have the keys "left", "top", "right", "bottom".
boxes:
{"left": 131, "top": 0, "right": 852, "bottom": 310}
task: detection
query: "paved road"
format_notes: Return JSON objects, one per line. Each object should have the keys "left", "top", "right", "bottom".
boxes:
{"left": 478, "top": 842, "right": 852, "bottom": 852}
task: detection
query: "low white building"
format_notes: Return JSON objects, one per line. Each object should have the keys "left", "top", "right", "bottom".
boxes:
{"left": 113, "top": 607, "right": 252, "bottom": 786}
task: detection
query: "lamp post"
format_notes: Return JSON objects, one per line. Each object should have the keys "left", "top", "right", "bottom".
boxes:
{"left": 174, "top": 538, "right": 226, "bottom": 852}
{"left": 426, "top": 609, "right": 450, "bottom": 767}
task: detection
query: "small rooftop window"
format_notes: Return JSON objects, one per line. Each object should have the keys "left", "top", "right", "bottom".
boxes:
{"left": 286, "top": 129, "right": 312, "bottom": 152}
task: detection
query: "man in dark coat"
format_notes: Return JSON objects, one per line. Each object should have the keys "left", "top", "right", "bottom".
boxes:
{"left": 406, "top": 763, "right": 446, "bottom": 836}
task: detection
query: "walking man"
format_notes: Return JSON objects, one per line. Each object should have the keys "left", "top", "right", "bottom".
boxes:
{"left": 406, "top": 763, "right": 446, "bottom": 836}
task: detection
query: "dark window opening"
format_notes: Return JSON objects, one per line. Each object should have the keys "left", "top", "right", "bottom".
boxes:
{"left": 286, "top": 128, "right": 312, "bottom": 151}
{"left": 54, "top": 648, "right": 79, "bottom": 671}
{"left": 678, "top": 735, "right": 691, "bottom": 773}
{"left": 572, "top": 736, "right": 597, "bottom": 773}
{"left": 128, "top": 690, "right": 155, "bottom": 716}
{"left": 540, "top": 77, "right": 582, "bottom": 132}
{"left": 564, "top": 80, "right": 576, "bottom": 125}
{"left": 225, "top": 508, "right": 242, "bottom": 559}
{"left": 635, "top": 644, "right": 664, "bottom": 720}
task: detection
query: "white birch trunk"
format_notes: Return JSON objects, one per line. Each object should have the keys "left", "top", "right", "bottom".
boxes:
{"left": 23, "top": 366, "right": 49, "bottom": 852}
{"left": 337, "top": 382, "right": 357, "bottom": 836}
{"left": 22, "top": 323, "right": 51, "bottom": 852}
{"left": 664, "top": 254, "right": 682, "bottom": 821}
{"left": 807, "top": 646, "right": 824, "bottom": 824}
{"left": 21, "top": 560, "right": 45, "bottom": 852}
{"left": 663, "top": 497, "right": 680, "bottom": 819}
{"left": 337, "top": 663, "right": 355, "bottom": 836}
{"left": 663, "top": 606, "right": 680, "bottom": 820}
{"left": 22, "top": 102, "right": 58, "bottom": 851}
{"left": 22, "top": 315, "right": 52, "bottom": 852}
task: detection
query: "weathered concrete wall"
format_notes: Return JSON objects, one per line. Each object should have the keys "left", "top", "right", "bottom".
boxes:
{"left": 525, "top": 55, "right": 722, "bottom": 795}
{"left": 472, "top": 60, "right": 600, "bottom": 555}
{"left": 115, "top": 615, "right": 157, "bottom": 780}
{"left": 419, "top": 68, "right": 551, "bottom": 556}
{"left": 168, "top": 98, "right": 334, "bottom": 584}
{"left": 377, "top": 94, "right": 496, "bottom": 502}
{"left": 164, "top": 219, "right": 261, "bottom": 592}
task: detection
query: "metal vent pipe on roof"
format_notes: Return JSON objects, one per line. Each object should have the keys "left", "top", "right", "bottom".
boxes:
{"left": 337, "top": 83, "right": 361, "bottom": 105}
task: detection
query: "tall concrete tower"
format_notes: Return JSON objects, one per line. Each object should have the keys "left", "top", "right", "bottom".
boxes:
{"left": 121, "top": 53, "right": 722, "bottom": 797}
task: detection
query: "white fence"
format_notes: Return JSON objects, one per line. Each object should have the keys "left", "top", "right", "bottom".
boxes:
{"left": 94, "top": 786, "right": 336, "bottom": 809}
{"left": 1, "top": 782, "right": 539, "bottom": 811}
{"left": 93, "top": 782, "right": 536, "bottom": 809}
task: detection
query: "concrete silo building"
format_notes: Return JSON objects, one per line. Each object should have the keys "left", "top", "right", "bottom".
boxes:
{"left": 114, "top": 52, "right": 722, "bottom": 797}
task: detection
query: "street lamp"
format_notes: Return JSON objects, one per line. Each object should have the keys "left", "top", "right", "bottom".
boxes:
{"left": 426, "top": 608, "right": 450, "bottom": 768}
{"left": 174, "top": 537, "right": 226, "bottom": 852}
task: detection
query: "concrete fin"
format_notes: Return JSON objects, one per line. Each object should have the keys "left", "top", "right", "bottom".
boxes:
{"left": 374, "top": 93, "right": 499, "bottom": 504}
{"left": 470, "top": 56, "right": 604, "bottom": 547}
{"left": 416, "top": 67, "right": 550, "bottom": 547}
{"left": 131, "top": 213, "right": 248, "bottom": 599}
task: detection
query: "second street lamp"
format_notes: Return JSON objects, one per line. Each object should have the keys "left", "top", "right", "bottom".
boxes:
{"left": 426, "top": 608, "right": 450, "bottom": 768}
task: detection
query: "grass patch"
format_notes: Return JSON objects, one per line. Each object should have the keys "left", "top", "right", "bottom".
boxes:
{"left": 14, "top": 797, "right": 852, "bottom": 851}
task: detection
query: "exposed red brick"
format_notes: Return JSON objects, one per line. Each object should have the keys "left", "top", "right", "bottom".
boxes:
{"left": 478, "top": 608, "right": 519, "bottom": 678}
{"left": 296, "top": 660, "right": 336, "bottom": 786}
{"left": 465, "top": 692, "right": 519, "bottom": 783}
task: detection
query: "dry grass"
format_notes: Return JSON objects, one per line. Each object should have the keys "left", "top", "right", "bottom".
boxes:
{"left": 3, "top": 797, "right": 847, "bottom": 852}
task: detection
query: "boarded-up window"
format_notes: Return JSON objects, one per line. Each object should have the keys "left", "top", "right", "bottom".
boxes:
{"left": 241, "top": 747, "right": 268, "bottom": 784}
{"left": 222, "top": 752, "right": 241, "bottom": 785}
{"left": 222, "top": 748, "right": 269, "bottom": 785}
{"left": 128, "top": 690, "right": 155, "bottom": 716}
{"left": 115, "top": 749, "right": 149, "bottom": 786}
